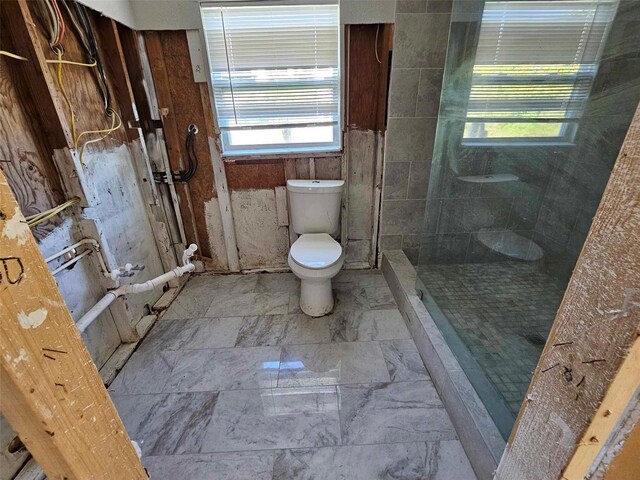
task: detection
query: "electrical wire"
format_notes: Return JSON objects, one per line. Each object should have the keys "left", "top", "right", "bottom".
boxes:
{"left": 45, "top": 58, "right": 97, "bottom": 67}
{"left": 61, "top": 0, "right": 112, "bottom": 113}
{"left": 55, "top": 46, "right": 78, "bottom": 143}
{"left": 25, "top": 197, "right": 80, "bottom": 228}
{"left": 375, "top": 24, "right": 382, "bottom": 65}
{"left": 76, "top": 109, "right": 122, "bottom": 165}
{"left": 0, "top": 51, "right": 28, "bottom": 61}
{"left": 174, "top": 125, "right": 199, "bottom": 183}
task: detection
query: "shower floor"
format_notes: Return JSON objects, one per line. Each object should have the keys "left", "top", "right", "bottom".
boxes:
{"left": 418, "top": 262, "right": 565, "bottom": 417}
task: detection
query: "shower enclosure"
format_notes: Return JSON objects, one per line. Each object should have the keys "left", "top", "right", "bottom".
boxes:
{"left": 415, "top": 0, "right": 640, "bottom": 438}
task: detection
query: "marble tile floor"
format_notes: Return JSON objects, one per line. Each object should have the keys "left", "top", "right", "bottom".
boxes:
{"left": 110, "top": 270, "right": 476, "bottom": 480}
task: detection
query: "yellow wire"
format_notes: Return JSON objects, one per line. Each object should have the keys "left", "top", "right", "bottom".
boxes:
{"left": 56, "top": 48, "right": 78, "bottom": 144}
{"left": 51, "top": 49, "right": 121, "bottom": 166}
{"left": 26, "top": 198, "right": 80, "bottom": 228}
{"left": 76, "top": 110, "right": 122, "bottom": 165}
{"left": 46, "top": 58, "right": 97, "bottom": 67}
{"left": 0, "top": 51, "right": 28, "bottom": 61}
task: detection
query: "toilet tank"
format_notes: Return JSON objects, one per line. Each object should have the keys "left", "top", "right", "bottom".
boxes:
{"left": 287, "top": 180, "right": 344, "bottom": 236}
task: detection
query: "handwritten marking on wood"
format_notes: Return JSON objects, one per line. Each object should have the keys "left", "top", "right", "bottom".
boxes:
{"left": 0, "top": 167, "right": 147, "bottom": 478}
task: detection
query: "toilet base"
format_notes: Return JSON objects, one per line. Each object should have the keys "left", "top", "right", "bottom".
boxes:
{"left": 300, "top": 278, "right": 334, "bottom": 317}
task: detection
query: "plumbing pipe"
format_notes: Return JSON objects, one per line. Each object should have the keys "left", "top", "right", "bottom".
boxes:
{"left": 76, "top": 244, "right": 198, "bottom": 333}
{"left": 45, "top": 238, "right": 109, "bottom": 276}
{"left": 50, "top": 249, "right": 92, "bottom": 276}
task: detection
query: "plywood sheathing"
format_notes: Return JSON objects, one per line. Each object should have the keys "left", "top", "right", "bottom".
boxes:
{"left": 226, "top": 161, "right": 285, "bottom": 190}
{"left": 0, "top": 47, "right": 64, "bottom": 241}
{"left": 144, "top": 33, "right": 202, "bottom": 250}
{"left": 343, "top": 24, "right": 392, "bottom": 267}
{"left": 0, "top": 0, "right": 74, "bottom": 149}
{"left": 495, "top": 103, "right": 640, "bottom": 480}
{"left": 0, "top": 169, "right": 147, "bottom": 479}
{"left": 347, "top": 24, "right": 392, "bottom": 131}
{"left": 144, "top": 31, "right": 238, "bottom": 271}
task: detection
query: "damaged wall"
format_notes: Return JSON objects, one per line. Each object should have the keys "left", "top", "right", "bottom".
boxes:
{"left": 143, "top": 24, "right": 392, "bottom": 273}
{"left": 0, "top": 3, "right": 175, "bottom": 477}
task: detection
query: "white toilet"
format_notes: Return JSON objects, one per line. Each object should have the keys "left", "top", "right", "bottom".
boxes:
{"left": 287, "top": 179, "right": 345, "bottom": 317}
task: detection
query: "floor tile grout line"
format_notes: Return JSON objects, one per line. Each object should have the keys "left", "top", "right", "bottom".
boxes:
{"left": 146, "top": 437, "right": 461, "bottom": 459}
{"left": 140, "top": 439, "right": 463, "bottom": 460}
{"left": 109, "top": 378, "right": 439, "bottom": 397}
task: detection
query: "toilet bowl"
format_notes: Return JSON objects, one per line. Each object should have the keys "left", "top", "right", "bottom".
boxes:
{"left": 289, "top": 233, "right": 344, "bottom": 316}
{"left": 286, "top": 179, "right": 345, "bottom": 317}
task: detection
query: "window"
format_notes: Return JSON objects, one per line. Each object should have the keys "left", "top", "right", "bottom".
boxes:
{"left": 463, "top": 0, "right": 617, "bottom": 145}
{"left": 201, "top": 2, "right": 341, "bottom": 156}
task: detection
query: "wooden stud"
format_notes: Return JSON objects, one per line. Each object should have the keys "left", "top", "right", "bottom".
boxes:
{"left": 0, "top": 169, "right": 146, "bottom": 479}
{"left": 208, "top": 137, "right": 240, "bottom": 271}
{"left": 92, "top": 16, "right": 138, "bottom": 130}
{"left": 496, "top": 103, "right": 640, "bottom": 480}
{"left": 562, "top": 336, "right": 640, "bottom": 479}
{"left": 308, "top": 158, "right": 316, "bottom": 180}
{"left": 144, "top": 32, "right": 201, "bottom": 250}
{"left": 283, "top": 158, "right": 298, "bottom": 246}
{"left": 1, "top": 0, "right": 74, "bottom": 148}
{"left": 275, "top": 186, "right": 289, "bottom": 227}
{"left": 375, "top": 24, "right": 393, "bottom": 131}
{"left": 601, "top": 415, "right": 640, "bottom": 479}
{"left": 370, "top": 131, "right": 385, "bottom": 267}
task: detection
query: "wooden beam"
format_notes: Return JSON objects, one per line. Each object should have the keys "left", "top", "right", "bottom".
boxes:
{"left": 1, "top": 0, "right": 74, "bottom": 148}
{"left": 92, "top": 16, "right": 138, "bottom": 130}
{"left": 0, "top": 169, "right": 146, "bottom": 479}
{"left": 562, "top": 336, "right": 640, "bottom": 479}
{"left": 375, "top": 24, "right": 393, "bottom": 131}
{"left": 496, "top": 103, "right": 640, "bottom": 480}
{"left": 144, "top": 31, "right": 200, "bottom": 250}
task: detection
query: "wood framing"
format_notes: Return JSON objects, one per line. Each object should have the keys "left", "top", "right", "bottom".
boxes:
{"left": 562, "top": 336, "right": 640, "bottom": 479}
{"left": 496, "top": 103, "right": 640, "bottom": 480}
{"left": 1, "top": 0, "right": 74, "bottom": 148}
{"left": 144, "top": 31, "right": 201, "bottom": 251}
{"left": 0, "top": 169, "right": 146, "bottom": 479}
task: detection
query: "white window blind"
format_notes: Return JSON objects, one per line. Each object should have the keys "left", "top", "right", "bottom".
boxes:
{"left": 201, "top": 2, "right": 341, "bottom": 155}
{"left": 464, "top": 0, "right": 617, "bottom": 143}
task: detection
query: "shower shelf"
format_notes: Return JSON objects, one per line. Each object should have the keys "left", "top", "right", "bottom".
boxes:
{"left": 456, "top": 174, "right": 519, "bottom": 183}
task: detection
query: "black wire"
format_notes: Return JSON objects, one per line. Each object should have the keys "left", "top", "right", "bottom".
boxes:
{"left": 175, "top": 125, "right": 198, "bottom": 183}
{"left": 62, "top": 0, "right": 112, "bottom": 113}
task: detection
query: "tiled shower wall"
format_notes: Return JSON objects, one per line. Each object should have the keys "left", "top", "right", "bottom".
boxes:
{"left": 531, "top": 0, "right": 640, "bottom": 281}
{"left": 379, "top": 0, "right": 451, "bottom": 263}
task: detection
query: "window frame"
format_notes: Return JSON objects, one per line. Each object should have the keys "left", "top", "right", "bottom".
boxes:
{"left": 460, "top": 0, "right": 617, "bottom": 148}
{"left": 199, "top": 1, "right": 344, "bottom": 158}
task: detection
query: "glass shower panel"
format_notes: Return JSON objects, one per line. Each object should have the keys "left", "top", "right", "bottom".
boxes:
{"left": 416, "top": 0, "right": 640, "bottom": 438}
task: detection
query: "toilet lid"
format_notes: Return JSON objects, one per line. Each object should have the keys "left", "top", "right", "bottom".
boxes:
{"left": 290, "top": 234, "right": 343, "bottom": 269}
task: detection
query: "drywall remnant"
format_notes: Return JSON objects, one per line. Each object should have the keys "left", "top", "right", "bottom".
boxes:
{"left": 231, "top": 189, "right": 289, "bottom": 270}
{"left": 17, "top": 309, "right": 48, "bottom": 329}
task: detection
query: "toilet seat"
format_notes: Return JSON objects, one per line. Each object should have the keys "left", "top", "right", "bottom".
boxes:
{"left": 290, "top": 234, "right": 342, "bottom": 269}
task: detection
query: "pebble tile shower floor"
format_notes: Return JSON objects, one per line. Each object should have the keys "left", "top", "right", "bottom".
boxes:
{"left": 419, "top": 262, "right": 565, "bottom": 416}
{"left": 109, "top": 270, "right": 476, "bottom": 480}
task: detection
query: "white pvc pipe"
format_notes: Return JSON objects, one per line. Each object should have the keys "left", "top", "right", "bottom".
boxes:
{"left": 50, "top": 249, "right": 92, "bottom": 276}
{"left": 45, "top": 237, "right": 110, "bottom": 276}
{"left": 76, "top": 244, "right": 197, "bottom": 333}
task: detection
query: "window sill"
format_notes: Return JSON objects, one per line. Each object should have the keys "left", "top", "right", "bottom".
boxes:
{"left": 222, "top": 150, "right": 343, "bottom": 164}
